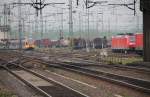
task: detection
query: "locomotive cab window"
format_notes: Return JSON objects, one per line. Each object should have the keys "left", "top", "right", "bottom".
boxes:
{"left": 130, "top": 36, "right": 135, "bottom": 42}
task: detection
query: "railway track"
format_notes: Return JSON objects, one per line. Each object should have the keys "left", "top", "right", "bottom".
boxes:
{"left": 0, "top": 59, "right": 89, "bottom": 97}
{"left": 22, "top": 50, "right": 150, "bottom": 74}
{"left": 22, "top": 56, "right": 150, "bottom": 94}
{"left": 1, "top": 50, "right": 150, "bottom": 94}
{"left": 63, "top": 61, "right": 150, "bottom": 74}
{"left": 1, "top": 50, "right": 149, "bottom": 79}
{"left": 7, "top": 50, "right": 144, "bottom": 72}
{"left": 31, "top": 53, "right": 150, "bottom": 74}
{"left": 126, "top": 62, "right": 150, "bottom": 69}
{"left": 17, "top": 54, "right": 150, "bottom": 94}
{"left": 48, "top": 62, "right": 150, "bottom": 94}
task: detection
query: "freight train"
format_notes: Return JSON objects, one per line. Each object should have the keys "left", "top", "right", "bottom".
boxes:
{"left": 111, "top": 33, "right": 143, "bottom": 54}
{"left": 72, "top": 37, "right": 108, "bottom": 49}
{"left": 34, "top": 39, "right": 70, "bottom": 48}
{"left": 34, "top": 37, "right": 108, "bottom": 50}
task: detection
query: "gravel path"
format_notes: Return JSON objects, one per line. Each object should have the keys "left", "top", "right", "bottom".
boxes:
{"left": 0, "top": 70, "right": 43, "bottom": 97}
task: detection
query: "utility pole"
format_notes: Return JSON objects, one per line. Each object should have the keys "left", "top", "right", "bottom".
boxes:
{"left": 86, "top": 5, "right": 90, "bottom": 52}
{"left": 79, "top": 12, "right": 81, "bottom": 38}
{"left": 0, "top": 16, "right": 1, "bottom": 26}
{"left": 58, "top": 8, "right": 64, "bottom": 40}
{"left": 34, "top": 14, "right": 38, "bottom": 40}
{"left": 108, "top": 17, "right": 110, "bottom": 37}
{"left": 40, "top": 13, "right": 43, "bottom": 47}
{"left": 18, "top": 0, "right": 22, "bottom": 50}
{"left": 61, "top": 8, "right": 64, "bottom": 37}
{"left": 115, "top": 7, "right": 118, "bottom": 33}
{"left": 28, "top": 11, "right": 31, "bottom": 38}
{"left": 3, "top": 4, "right": 7, "bottom": 40}
{"left": 97, "top": 12, "right": 103, "bottom": 36}
{"left": 7, "top": 4, "right": 11, "bottom": 40}
{"left": 32, "top": 21, "right": 34, "bottom": 38}
{"left": 17, "top": 0, "right": 22, "bottom": 64}
{"left": 136, "top": 13, "right": 139, "bottom": 32}
{"left": 101, "top": 9, "right": 104, "bottom": 34}
{"left": 69, "top": 0, "right": 73, "bottom": 50}
{"left": 22, "top": 18, "right": 25, "bottom": 38}
{"left": 96, "top": 13, "right": 99, "bottom": 36}
{"left": 45, "top": 19, "right": 47, "bottom": 35}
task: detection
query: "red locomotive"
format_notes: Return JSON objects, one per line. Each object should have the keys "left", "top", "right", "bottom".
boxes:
{"left": 135, "top": 33, "right": 143, "bottom": 51}
{"left": 111, "top": 33, "right": 143, "bottom": 53}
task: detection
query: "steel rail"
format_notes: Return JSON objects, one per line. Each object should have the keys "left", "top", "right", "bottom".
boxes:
{"left": 17, "top": 55, "right": 150, "bottom": 94}
{"left": 52, "top": 62, "right": 150, "bottom": 94}
{"left": 1, "top": 51, "right": 150, "bottom": 94}
{"left": 1, "top": 66, "right": 52, "bottom": 97}
{"left": 20, "top": 55, "right": 150, "bottom": 94}
{"left": 22, "top": 50, "right": 150, "bottom": 73}
{"left": 0, "top": 59, "right": 89, "bottom": 97}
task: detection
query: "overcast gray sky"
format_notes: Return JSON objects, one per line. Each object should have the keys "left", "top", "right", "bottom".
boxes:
{"left": 0, "top": 0, "right": 143, "bottom": 40}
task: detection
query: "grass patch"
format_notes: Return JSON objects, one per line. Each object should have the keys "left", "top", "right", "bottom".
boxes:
{"left": 104, "top": 56, "right": 143, "bottom": 65}
{"left": 0, "top": 90, "right": 15, "bottom": 97}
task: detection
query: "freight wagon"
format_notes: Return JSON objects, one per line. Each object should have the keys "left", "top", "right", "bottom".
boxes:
{"left": 72, "top": 37, "right": 108, "bottom": 50}
{"left": 93, "top": 37, "right": 107, "bottom": 49}
{"left": 73, "top": 38, "right": 86, "bottom": 49}
{"left": 34, "top": 39, "right": 52, "bottom": 48}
